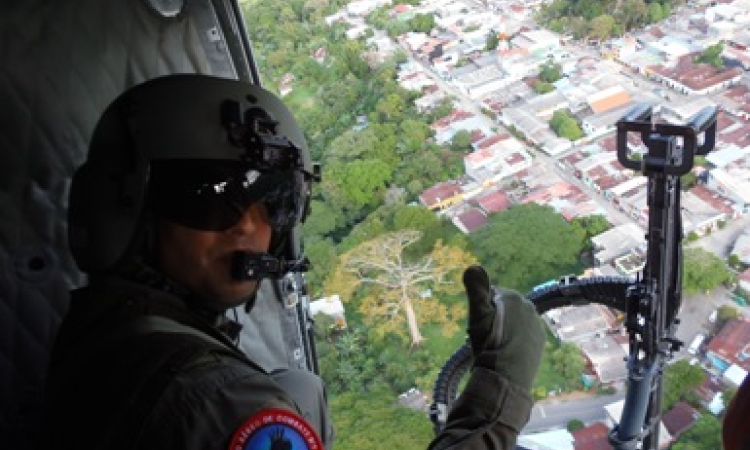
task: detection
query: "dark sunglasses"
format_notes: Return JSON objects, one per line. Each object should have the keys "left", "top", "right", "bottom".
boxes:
{"left": 148, "top": 160, "right": 307, "bottom": 232}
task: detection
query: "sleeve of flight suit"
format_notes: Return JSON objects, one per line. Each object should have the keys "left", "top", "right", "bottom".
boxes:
{"left": 427, "top": 367, "right": 534, "bottom": 450}
{"left": 133, "top": 356, "right": 330, "bottom": 450}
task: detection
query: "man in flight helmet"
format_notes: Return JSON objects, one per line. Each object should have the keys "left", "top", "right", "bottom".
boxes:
{"left": 41, "top": 74, "right": 546, "bottom": 450}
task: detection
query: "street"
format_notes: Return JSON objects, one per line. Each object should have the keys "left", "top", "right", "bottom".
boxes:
{"left": 524, "top": 391, "right": 625, "bottom": 433}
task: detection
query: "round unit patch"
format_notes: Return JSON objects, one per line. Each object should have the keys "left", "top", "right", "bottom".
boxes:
{"left": 229, "top": 408, "right": 323, "bottom": 450}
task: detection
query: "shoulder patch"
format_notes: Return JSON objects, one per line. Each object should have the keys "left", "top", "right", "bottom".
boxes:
{"left": 229, "top": 408, "right": 323, "bottom": 450}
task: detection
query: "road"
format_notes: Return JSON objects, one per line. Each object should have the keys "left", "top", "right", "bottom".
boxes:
{"left": 524, "top": 391, "right": 625, "bottom": 433}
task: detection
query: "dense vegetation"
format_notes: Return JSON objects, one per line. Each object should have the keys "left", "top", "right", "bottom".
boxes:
{"left": 536, "top": 0, "right": 682, "bottom": 40}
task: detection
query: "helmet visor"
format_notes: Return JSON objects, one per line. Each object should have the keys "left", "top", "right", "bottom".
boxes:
{"left": 148, "top": 160, "right": 307, "bottom": 232}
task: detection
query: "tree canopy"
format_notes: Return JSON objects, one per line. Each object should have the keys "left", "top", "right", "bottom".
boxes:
{"left": 662, "top": 360, "right": 705, "bottom": 411}
{"left": 549, "top": 110, "right": 583, "bottom": 141}
{"left": 328, "top": 230, "right": 476, "bottom": 346}
{"left": 695, "top": 43, "right": 724, "bottom": 68}
{"left": 683, "top": 247, "right": 734, "bottom": 295}
{"left": 469, "top": 204, "right": 585, "bottom": 292}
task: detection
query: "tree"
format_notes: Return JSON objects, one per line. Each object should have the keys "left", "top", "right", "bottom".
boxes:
{"left": 671, "top": 414, "right": 722, "bottom": 450}
{"left": 533, "top": 80, "right": 555, "bottom": 94}
{"left": 549, "top": 109, "right": 583, "bottom": 140}
{"left": 695, "top": 43, "right": 724, "bottom": 68}
{"left": 408, "top": 13, "right": 435, "bottom": 33}
{"left": 567, "top": 419, "right": 585, "bottom": 432}
{"left": 551, "top": 342, "right": 586, "bottom": 390}
{"left": 662, "top": 359, "right": 705, "bottom": 411}
{"left": 589, "top": 14, "right": 615, "bottom": 40}
{"left": 449, "top": 130, "right": 472, "bottom": 152}
{"left": 648, "top": 2, "right": 663, "bottom": 23}
{"left": 336, "top": 230, "right": 477, "bottom": 346}
{"left": 469, "top": 204, "right": 585, "bottom": 292}
{"left": 683, "top": 247, "right": 734, "bottom": 295}
{"left": 539, "top": 61, "right": 562, "bottom": 83}
{"left": 485, "top": 31, "right": 500, "bottom": 51}
{"left": 716, "top": 305, "right": 740, "bottom": 330}
{"left": 338, "top": 159, "right": 394, "bottom": 209}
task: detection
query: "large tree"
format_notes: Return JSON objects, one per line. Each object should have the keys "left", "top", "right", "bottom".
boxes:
{"left": 469, "top": 204, "right": 585, "bottom": 292}
{"left": 662, "top": 359, "right": 705, "bottom": 411}
{"left": 328, "top": 230, "right": 476, "bottom": 346}
{"left": 683, "top": 247, "right": 734, "bottom": 295}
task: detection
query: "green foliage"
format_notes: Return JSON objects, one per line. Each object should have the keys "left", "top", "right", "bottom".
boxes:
{"left": 329, "top": 387, "right": 434, "bottom": 450}
{"left": 549, "top": 110, "right": 583, "bottom": 141}
{"left": 567, "top": 419, "right": 585, "bottom": 432}
{"left": 716, "top": 305, "right": 740, "bottom": 330}
{"left": 539, "top": 61, "right": 562, "bottom": 84}
{"left": 695, "top": 43, "right": 724, "bottom": 68}
{"left": 316, "top": 324, "right": 435, "bottom": 395}
{"left": 449, "top": 130, "right": 472, "bottom": 151}
{"left": 536, "top": 0, "right": 675, "bottom": 38}
{"left": 469, "top": 204, "right": 585, "bottom": 292}
{"left": 570, "top": 214, "right": 611, "bottom": 240}
{"left": 408, "top": 13, "right": 435, "bottom": 33}
{"left": 662, "top": 360, "right": 706, "bottom": 411}
{"left": 728, "top": 253, "right": 744, "bottom": 270}
{"left": 683, "top": 247, "right": 734, "bottom": 295}
{"left": 550, "top": 342, "right": 586, "bottom": 390}
{"left": 670, "top": 414, "right": 722, "bottom": 450}
{"left": 533, "top": 80, "right": 555, "bottom": 94}
{"left": 681, "top": 171, "right": 697, "bottom": 190}
{"left": 485, "top": 31, "right": 500, "bottom": 51}
{"left": 648, "top": 2, "right": 664, "bottom": 23}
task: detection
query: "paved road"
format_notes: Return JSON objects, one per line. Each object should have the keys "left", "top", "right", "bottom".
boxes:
{"left": 524, "top": 391, "right": 625, "bottom": 433}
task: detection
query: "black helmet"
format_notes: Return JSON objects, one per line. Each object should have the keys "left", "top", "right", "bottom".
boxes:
{"left": 68, "top": 74, "right": 317, "bottom": 275}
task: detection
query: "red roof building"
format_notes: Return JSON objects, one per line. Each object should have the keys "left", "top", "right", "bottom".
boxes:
{"left": 573, "top": 422, "right": 610, "bottom": 450}
{"left": 706, "top": 318, "right": 750, "bottom": 371}
{"left": 662, "top": 402, "right": 700, "bottom": 440}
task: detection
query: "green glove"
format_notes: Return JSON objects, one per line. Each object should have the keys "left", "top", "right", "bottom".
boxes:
{"left": 463, "top": 265, "right": 545, "bottom": 392}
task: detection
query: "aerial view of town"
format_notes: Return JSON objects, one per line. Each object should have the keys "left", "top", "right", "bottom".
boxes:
{"left": 241, "top": 0, "right": 750, "bottom": 448}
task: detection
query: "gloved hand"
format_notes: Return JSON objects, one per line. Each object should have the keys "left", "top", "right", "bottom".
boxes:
{"left": 463, "top": 265, "right": 544, "bottom": 392}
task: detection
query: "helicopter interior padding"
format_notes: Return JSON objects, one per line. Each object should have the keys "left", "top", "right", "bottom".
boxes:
{"left": 0, "top": 1, "right": 301, "bottom": 448}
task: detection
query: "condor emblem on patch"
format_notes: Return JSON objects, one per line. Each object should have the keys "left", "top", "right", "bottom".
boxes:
{"left": 229, "top": 408, "right": 323, "bottom": 450}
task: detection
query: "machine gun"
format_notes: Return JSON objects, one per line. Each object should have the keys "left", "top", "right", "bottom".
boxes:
{"left": 430, "top": 104, "right": 718, "bottom": 450}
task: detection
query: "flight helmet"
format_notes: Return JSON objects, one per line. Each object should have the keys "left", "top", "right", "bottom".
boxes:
{"left": 68, "top": 74, "right": 317, "bottom": 276}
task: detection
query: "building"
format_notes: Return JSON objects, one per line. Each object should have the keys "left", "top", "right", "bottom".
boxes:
{"left": 604, "top": 399, "right": 673, "bottom": 449}
{"left": 579, "top": 335, "right": 629, "bottom": 383}
{"left": 545, "top": 305, "right": 618, "bottom": 343}
{"left": 591, "top": 223, "right": 645, "bottom": 266}
{"left": 662, "top": 402, "right": 700, "bottom": 441}
{"left": 572, "top": 422, "right": 611, "bottom": 450}
{"left": 705, "top": 318, "right": 750, "bottom": 372}
{"left": 452, "top": 208, "right": 488, "bottom": 234}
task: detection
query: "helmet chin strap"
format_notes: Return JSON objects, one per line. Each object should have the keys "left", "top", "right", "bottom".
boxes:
{"left": 230, "top": 251, "right": 310, "bottom": 281}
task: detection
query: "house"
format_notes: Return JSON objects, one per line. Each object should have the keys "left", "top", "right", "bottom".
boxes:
{"left": 510, "top": 29, "right": 561, "bottom": 59}
{"left": 705, "top": 318, "right": 750, "bottom": 372}
{"left": 591, "top": 223, "right": 645, "bottom": 266}
{"left": 648, "top": 52, "right": 743, "bottom": 96}
{"left": 545, "top": 304, "right": 618, "bottom": 343}
{"left": 572, "top": 422, "right": 611, "bottom": 450}
{"left": 452, "top": 208, "right": 488, "bottom": 234}
{"left": 419, "top": 181, "right": 463, "bottom": 211}
{"left": 278, "top": 72, "right": 295, "bottom": 97}
{"left": 431, "top": 109, "right": 492, "bottom": 144}
{"left": 723, "top": 363, "right": 748, "bottom": 388}
{"left": 472, "top": 190, "right": 512, "bottom": 214}
{"left": 604, "top": 399, "right": 673, "bottom": 449}
{"left": 464, "top": 136, "right": 532, "bottom": 184}
{"left": 579, "top": 335, "right": 629, "bottom": 383}
{"left": 662, "top": 402, "right": 700, "bottom": 440}
{"left": 680, "top": 190, "right": 728, "bottom": 237}
{"left": 695, "top": 376, "right": 726, "bottom": 415}
{"left": 706, "top": 168, "right": 750, "bottom": 213}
